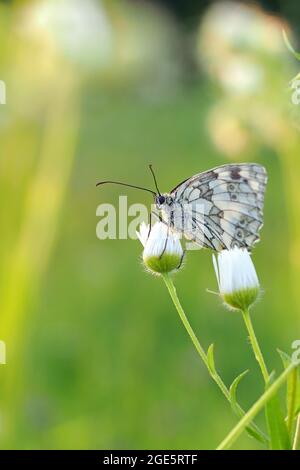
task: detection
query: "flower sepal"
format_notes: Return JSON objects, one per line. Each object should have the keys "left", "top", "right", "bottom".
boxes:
{"left": 223, "top": 287, "right": 260, "bottom": 312}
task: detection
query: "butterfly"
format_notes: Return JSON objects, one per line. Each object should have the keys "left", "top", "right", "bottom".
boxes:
{"left": 97, "top": 163, "right": 267, "bottom": 252}
{"left": 154, "top": 163, "right": 267, "bottom": 251}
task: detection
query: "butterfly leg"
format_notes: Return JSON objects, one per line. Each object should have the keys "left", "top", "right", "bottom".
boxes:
{"left": 151, "top": 210, "right": 163, "bottom": 223}
{"left": 148, "top": 210, "right": 163, "bottom": 238}
{"left": 149, "top": 211, "right": 171, "bottom": 259}
{"left": 176, "top": 249, "right": 185, "bottom": 269}
{"left": 159, "top": 223, "right": 170, "bottom": 259}
{"left": 147, "top": 211, "right": 152, "bottom": 240}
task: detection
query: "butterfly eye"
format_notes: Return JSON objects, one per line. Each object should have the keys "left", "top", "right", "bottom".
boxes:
{"left": 158, "top": 195, "right": 165, "bottom": 205}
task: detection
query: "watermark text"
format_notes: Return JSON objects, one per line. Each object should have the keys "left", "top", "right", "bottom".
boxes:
{"left": 96, "top": 196, "right": 206, "bottom": 250}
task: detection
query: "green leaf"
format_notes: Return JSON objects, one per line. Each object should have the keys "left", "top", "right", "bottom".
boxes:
{"left": 229, "top": 370, "right": 267, "bottom": 444}
{"left": 278, "top": 349, "right": 300, "bottom": 433}
{"left": 283, "top": 29, "right": 300, "bottom": 60}
{"left": 206, "top": 347, "right": 267, "bottom": 445}
{"left": 230, "top": 370, "right": 249, "bottom": 407}
{"left": 265, "top": 371, "right": 291, "bottom": 450}
{"left": 207, "top": 343, "right": 216, "bottom": 376}
{"left": 278, "top": 350, "right": 294, "bottom": 414}
{"left": 277, "top": 349, "right": 291, "bottom": 368}
{"left": 217, "top": 363, "right": 296, "bottom": 450}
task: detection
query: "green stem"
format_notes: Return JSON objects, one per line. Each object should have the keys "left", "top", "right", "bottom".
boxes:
{"left": 293, "top": 414, "right": 300, "bottom": 450}
{"left": 287, "top": 368, "right": 298, "bottom": 436}
{"left": 217, "top": 363, "right": 297, "bottom": 450}
{"left": 163, "top": 273, "right": 227, "bottom": 397}
{"left": 242, "top": 309, "right": 269, "bottom": 384}
{"left": 162, "top": 273, "right": 268, "bottom": 445}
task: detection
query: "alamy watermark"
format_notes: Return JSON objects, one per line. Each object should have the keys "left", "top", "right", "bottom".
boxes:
{"left": 0, "top": 80, "right": 6, "bottom": 104}
{"left": 96, "top": 196, "right": 206, "bottom": 250}
{"left": 96, "top": 196, "right": 148, "bottom": 241}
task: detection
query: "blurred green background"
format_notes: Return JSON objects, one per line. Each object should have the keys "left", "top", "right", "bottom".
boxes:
{"left": 0, "top": 0, "right": 300, "bottom": 450}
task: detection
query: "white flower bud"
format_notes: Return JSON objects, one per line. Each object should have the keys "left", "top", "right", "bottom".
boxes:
{"left": 136, "top": 222, "right": 184, "bottom": 275}
{"left": 213, "top": 247, "right": 260, "bottom": 311}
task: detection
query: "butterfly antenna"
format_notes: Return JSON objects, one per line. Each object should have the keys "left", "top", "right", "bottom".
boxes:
{"left": 96, "top": 180, "right": 156, "bottom": 196}
{"left": 149, "top": 165, "right": 161, "bottom": 196}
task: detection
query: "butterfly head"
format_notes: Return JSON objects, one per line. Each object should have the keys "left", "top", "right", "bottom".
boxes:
{"left": 149, "top": 165, "right": 174, "bottom": 210}
{"left": 155, "top": 193, "right": 174, "bottom": 210}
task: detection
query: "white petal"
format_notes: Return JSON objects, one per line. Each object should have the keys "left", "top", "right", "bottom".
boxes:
{"left": 212, "top": 254, "right": 220, "bottom": 290}
{"left": 136, "top": 222, "right": 150, "bottom": 247}
{"left": 215, "top": 247, "right": 259, "bottom": 295}
{"left": 143, "top": 222, "right": 183, "bottom": 260}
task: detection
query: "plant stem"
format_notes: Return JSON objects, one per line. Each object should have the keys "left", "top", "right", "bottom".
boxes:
{"left": 293, "top": 414, "right": 300, "bottom": 450}
{"left": 162, "top": 273, "right": 268, "bottom": 445}
{"left": 242, "top": 309, "right": 269, "bottom": 384}
{"left": 217, "top": 363, "right": 297, "bottom": 450}
{"left": 162, "top": 273, "right": 227, "bottom": 396}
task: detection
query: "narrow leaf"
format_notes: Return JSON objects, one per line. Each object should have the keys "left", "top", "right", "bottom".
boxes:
{"left": 217, "top": 363, "right": 296, "bottom": 450}
{"left": 277, "top": 349, "right": 291, "bottom": 368}
{"left": 229, "top": 370, "right": 266, "bottom": 444}
{"left": 278, "top": 350, "right": 294, "bottom": 415}
{"left": 206, "top": 346, "right": 267, "bottom": 444}
{"left": 230, "top": 370, "right": 249, "bottom": 407}
{"left": 265, "top": 371, "right": 291, "bottom": 450}
{"left": 278, "top": 349, "right": 300, "bottom": 436}
{"left": 207, "top": 343, "right": 216, "bottom": 376}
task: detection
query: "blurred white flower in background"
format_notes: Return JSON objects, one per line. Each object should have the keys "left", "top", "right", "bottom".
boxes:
{"left": 198, "top": 1, "right": 288, "bottom": 94}
{"left": 15, "top": 0, "right": 180, "bottom": 92}
{"left": 9, "top": 0, "right": 180, "bottom": 116}
{"left": 10, "top": 0, "right": 115, "bottom": 115}
{"left": 197, "top": 1, "right": 295, "bottom": 158}
{"left": 18, "top": 0, "right": 114, "bottom": 71}
{"left": 218, "top": 58, "right": 264, "bottom": 95}
{"left": 199, "top": 1, "right": 285, "bottom": 54}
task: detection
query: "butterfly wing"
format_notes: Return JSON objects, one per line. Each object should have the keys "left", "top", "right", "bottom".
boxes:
{"left": 170, "top": 163, "right": 267, "bottom": 251}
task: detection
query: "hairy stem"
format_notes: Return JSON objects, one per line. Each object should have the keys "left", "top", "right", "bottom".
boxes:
{"left": 242, "top": 309, "right": 269, "bottom": 384}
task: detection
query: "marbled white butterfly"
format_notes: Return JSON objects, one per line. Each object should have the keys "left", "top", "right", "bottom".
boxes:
{"left": 97, "top": 163, "right": 267, "bottom": 251}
